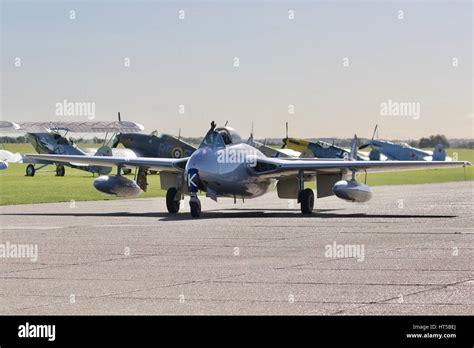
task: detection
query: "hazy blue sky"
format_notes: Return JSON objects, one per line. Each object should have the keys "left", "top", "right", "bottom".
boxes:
{"left": 1, "top": 0, "right": 472, "bottom": 139}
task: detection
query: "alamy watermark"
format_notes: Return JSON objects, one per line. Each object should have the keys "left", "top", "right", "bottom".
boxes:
{"left": 217, "top": 148, "right": 258, "bottom": 167}
{"left": 18, "top": 322, "right": 55, "bottom": 341}
{"left": 0, "top": 241, "right": 38, "bottom": 262}
{"left": 325, "top": 241, "right": 365, "bottom": 262}
{"left": 380, "top": 99, "right": 420, "bottom": 120}
{"left": 55, "top": 99, "right": 95, "bottom": 120}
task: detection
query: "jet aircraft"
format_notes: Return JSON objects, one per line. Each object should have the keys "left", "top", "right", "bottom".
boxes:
{"left": 25, "top": 122, "right": 470, "bottom": 218}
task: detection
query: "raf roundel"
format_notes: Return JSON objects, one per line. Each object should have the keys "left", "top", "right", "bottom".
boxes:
{"left": 172, "top": 147, "right": 184, "bottom": 158}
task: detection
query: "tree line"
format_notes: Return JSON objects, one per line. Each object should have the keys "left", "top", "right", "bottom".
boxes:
{"left": 1, "top": 134, "right": 472, "bottom": 149}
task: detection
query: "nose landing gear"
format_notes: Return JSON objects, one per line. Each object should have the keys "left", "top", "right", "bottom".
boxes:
{"left": 189, "top": 194, "right": 201, "bottom": 218}
{"left": 187, "top": 168, "right": 201, "bottom": 218}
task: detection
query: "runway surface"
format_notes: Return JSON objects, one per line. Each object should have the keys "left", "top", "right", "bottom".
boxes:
{"left": 0, "top": 181, "right": 472, "bottom": 315}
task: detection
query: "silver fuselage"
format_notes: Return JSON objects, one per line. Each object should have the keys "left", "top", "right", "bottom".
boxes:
{"left": 185, "top": 143, "right": 276, "bottom": 198}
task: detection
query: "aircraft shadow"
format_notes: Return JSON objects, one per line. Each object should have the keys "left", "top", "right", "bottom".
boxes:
{"left": 1, "top": 210, "right": 456, "bottom": 221}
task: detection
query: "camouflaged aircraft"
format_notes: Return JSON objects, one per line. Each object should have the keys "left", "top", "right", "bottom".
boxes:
{"left": 25, "top": 122, "right": 470, "bottom": 218}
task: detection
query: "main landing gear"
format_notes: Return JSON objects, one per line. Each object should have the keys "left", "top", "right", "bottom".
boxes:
{"left": 165, "top": 188, "right": 202, "bottom": 218}
{"left": 299, "top": 188, "right": 314, "bottom": 214}
{"left": 26, "top": 164, "right": 35, "bottom": 177}
{"left": 297, "top": 170, "right": 314, "bottom": 214}
{"left": 166, "top": 187, "right": 181, "bottom": 213}
{"left": 26, "top": 164, "right": 65, "bottom": 177}
{"left": 56, "top": 165, "right": 65, "bottom": 177}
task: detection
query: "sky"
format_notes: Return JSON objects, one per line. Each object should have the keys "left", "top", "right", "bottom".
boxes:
{"left": 1, "top": 0, "right": 472, "bottom": 140}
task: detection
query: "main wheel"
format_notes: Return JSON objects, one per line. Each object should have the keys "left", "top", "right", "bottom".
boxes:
{"left": 190, "top": 201, "right": 201, "bottom": 218}
{"left": 299, "top": 188, "right": 314, "bottom": 214}
{"left": 166, "top": 188, "right": 180, "bottom": 213}
{"left": 56, "top": 165, "right": 65, "bottom": 176}
{"left": 26, "top": 164, "right": 35, "bottom": 177}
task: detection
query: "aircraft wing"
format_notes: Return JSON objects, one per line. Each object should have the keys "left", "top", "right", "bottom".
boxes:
{"left": 252, "top": 157, "right": 470, "bottom": 178}
{"left": 17, "top": 121, "right": 144, "bottom": 133}
{"left": 83, "top": 147, "right": 138, "bottom": 158}
{"left": 0, "top": 121, "right": 20, "bottom": 132}
{"left": 0, "top": 150, "right": 23, "bottom": 163}
{"left": 24, "top": 154, "right": 187, "bottom": 172}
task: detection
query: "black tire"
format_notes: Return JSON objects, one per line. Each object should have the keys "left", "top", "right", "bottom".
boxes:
{"left": 190, "top": 201, "right": 201, "bottom": 218}
{"left": 166, "top": 188, "right": 180, "bottom": 213}
{"left": 56, "top": 165, "right": 65, "bottom": 176}
{"left": 300, "top": 188, "right": 314, "bottom": 214}
{"left": 26, "top": 164, "right": 35, "bottom": 177}
{"left": 137, "top": 169, "right": 148, "bottom": 192}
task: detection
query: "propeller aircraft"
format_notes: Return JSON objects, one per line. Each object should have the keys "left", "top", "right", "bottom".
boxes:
{"left": 359, "top": 125, "right": 449, "bottom": 161}
{"left": 281, "top": 122, "right": 369, "bottom": 160}
{"left": 24, "top": 122, "right": 470, "bottom": 218}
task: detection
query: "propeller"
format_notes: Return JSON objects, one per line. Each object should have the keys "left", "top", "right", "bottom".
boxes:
{"left": 371, "top": 124, "right": 378, "bottom": 140}
{"left": 358, "top": 124, "right": 378, "bottom": 150}
{"left": 281, "top": 122, "right": 289, "bottom": 149}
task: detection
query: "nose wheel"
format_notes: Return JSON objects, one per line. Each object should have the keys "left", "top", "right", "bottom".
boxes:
{"left": 299, "top": 188, "right": 314, "bottom": 214}
{"left": 189, "top": 194, "right": 201, "bottom": 218}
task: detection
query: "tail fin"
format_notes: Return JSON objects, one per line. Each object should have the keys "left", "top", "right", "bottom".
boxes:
{"left": 246, "top": 122, "right": 254, "bottom": 145}
{"left": 349, "top": 134, "right": 358, "bottom": 160}
{"left": 432, "top": 144, "right": 446, "bottom": 161}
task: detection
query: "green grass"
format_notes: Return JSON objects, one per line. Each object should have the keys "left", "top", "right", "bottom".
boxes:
{"left": 0, "top": 145, "right": 472, "bottom": 205}
{"left": 364, "top": 148, "right": 473, "bottom": 185}
{"left": 0, "top": 143, "right": 166, "bottom": 205}
{"left": 1, "top": 143, "right": 36, "bottom": 153}
{"left": 0, "top": 163, "right": 166, "bottom": 205}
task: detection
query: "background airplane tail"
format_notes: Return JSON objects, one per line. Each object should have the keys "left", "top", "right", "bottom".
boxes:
{"left": 349, "top": 135, "right": 358, "bottom": 160}
{"left": 432, "top": 144, "right": 446, "bottom": 161}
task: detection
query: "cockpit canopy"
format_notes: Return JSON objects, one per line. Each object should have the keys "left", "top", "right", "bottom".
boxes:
{"left": 199, "top": 127, "right": 242, "bottom": 148}
{"left": 51, "top": 133, "right": 72, "bottom": 145}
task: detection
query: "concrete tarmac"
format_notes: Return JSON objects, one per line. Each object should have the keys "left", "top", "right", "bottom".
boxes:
{"left": 0, "top": 181, "right": 472, "bottom": 315}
